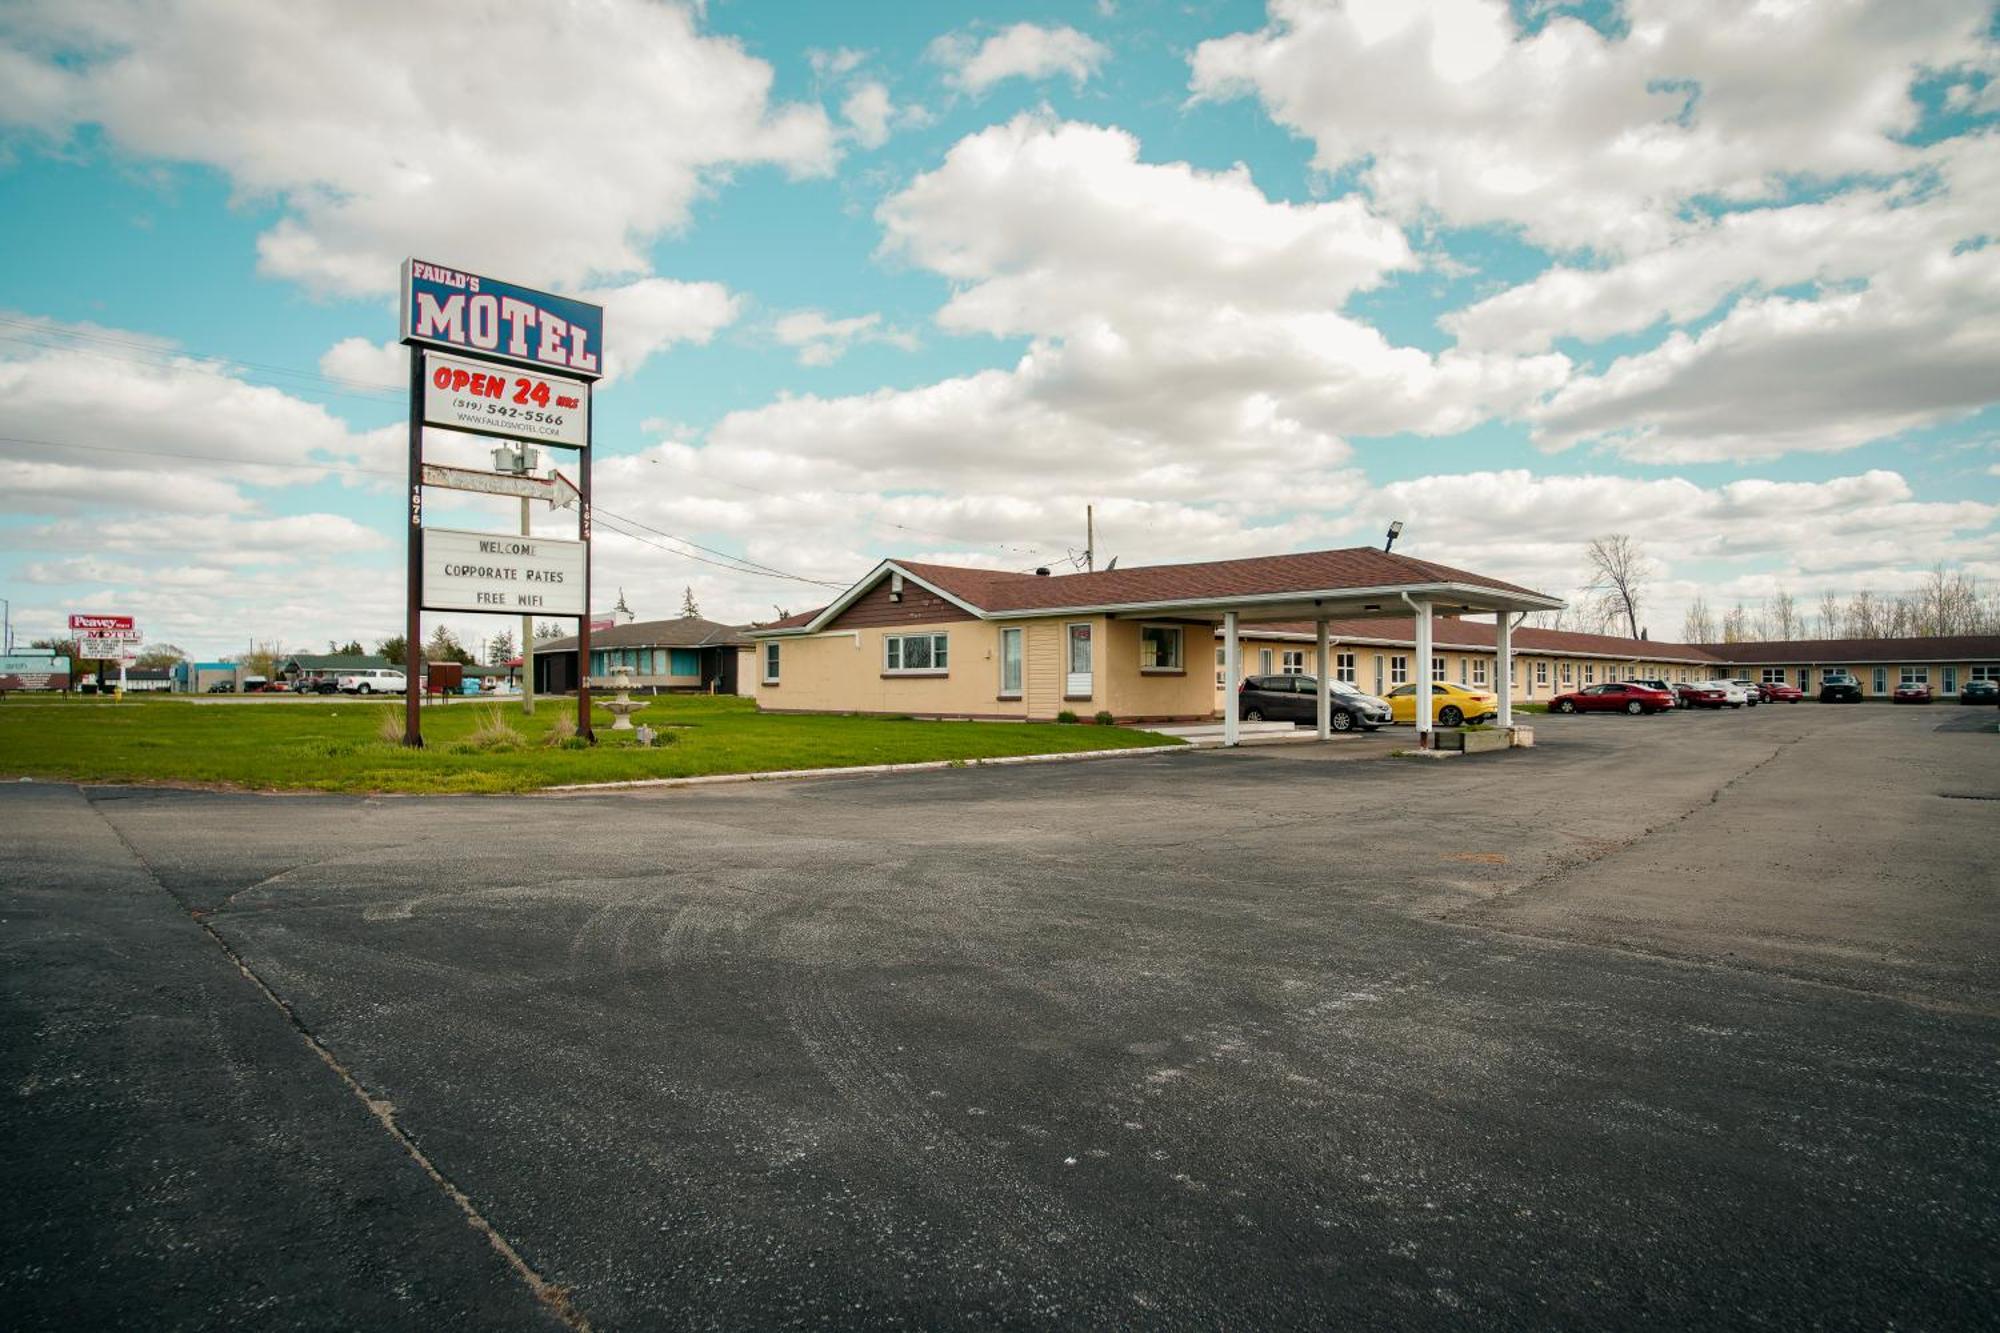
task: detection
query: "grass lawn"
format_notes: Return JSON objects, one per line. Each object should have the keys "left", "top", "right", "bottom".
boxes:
{"left": 0, "top": 694, "right": 1179, "bottom": 795}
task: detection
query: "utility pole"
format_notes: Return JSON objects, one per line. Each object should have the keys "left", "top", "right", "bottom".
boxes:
{"left": 1086, "top": 504, "right": 1095, "bottom": 573}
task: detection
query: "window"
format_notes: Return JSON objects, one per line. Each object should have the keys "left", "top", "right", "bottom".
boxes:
{"left": 1872, "top": 667, "right": 1888, "bottom": 694}
{"left": 1822, "top": 667, "right": 1847, "bottom": 686}
{"left": 1259, "top": 648, "right": 1274, "bottom": 674}
{"left": 1390, "top": 655, "right": 1408, "bottom": 685}
{"left": 1281, "top": 650, "right": 1306, "bottom": 675}
{"left": 999, "top": 627, "right": 1023, "bottom": 697}
{"left": 1972, "top": 665, "right": 2000, "bottom": 682}
{"left": 1761, "top": 667, "right": 1786, "bottom": 684}
{"left": 1583, "top": 663, "right": 1596, "bottom": 684}
{"left": 1458, "top": 658, "right": 1468, "bottom": 685}
{"left": 1899, "top": 666, "right": 1928, "bottom": 687}
{"left": 1561, "top": 662, "right": 1573, "bottom": 684}
{"left": 1336, "top": 652, "right": 1356, "bottom": 683}
{"left": 1535, "top": 661, "right": 1549, "bottom": 686}
{"left": 1215, "top": 646, "right": 1226, "bottom": 687}
{"left": 762, "top": 641, "right": 780, "bottom": 684}
{"left": 1140, "top": 625, "right": 1183, "bottom": 671}
{"left": 1386, "top": 684, "right": 1414, "bottom": 698}
{"left": 885, "top": 633, "right": 949, "bottom": 674}
{"left": 1943, "top": 666, "right": 1957, "bottom": 695}
{"left": 1374, "top": 655, "right": 1385, "bottom": 693}
{"left": 1471, "top": 659, "right": 1488, "bottom": 686}
{"left": 1431, "top": 656, "right": 1447, "bottom": 681}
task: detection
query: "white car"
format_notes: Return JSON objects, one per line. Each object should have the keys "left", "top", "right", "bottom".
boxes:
{"left": 338, "top": 668, "right": 407, "bottom": 695}
{"left": 1714, "top": 680, "right": 1755, "bottom": 708}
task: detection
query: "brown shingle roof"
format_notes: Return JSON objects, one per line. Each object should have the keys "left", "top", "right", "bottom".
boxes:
{"left": 532, "top": 616, "right": 750, "bottom": 654}
{"left": 1241, "top": 618, "right": 1722, "bottom": 663}
{"left": 1702, "top": 634, "right": 2000, "bottom": 664}
{"left": 897, "top": 547, "right": 1549, "bottom": 614}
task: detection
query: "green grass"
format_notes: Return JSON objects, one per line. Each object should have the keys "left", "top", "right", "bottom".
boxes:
{"left": 0, "top": 694, "right": 1179, "bottom": 795}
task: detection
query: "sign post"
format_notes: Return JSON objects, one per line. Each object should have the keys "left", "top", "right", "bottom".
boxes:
{"left": 70, "top": 614, "right": 140, "bottom": 699}
{"left": 399, "top": 259, "right": 603, "bottom": 747}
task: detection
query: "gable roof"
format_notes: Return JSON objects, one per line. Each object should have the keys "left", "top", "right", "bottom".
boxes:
{"left": 757, "top": 548, "right": 1558, "bottom": 636}
{"left": 282, "top": 653, "right": 392, "bottom": 672}
{"left": 1701, "top": 634, "right": 2000, "bottom": 664}
{"left": 532, "top": 616, "right": 751, "bottom": 654}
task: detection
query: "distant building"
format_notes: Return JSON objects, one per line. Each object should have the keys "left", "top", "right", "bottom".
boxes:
{"left": 279, "top": 653, "right": 394, "bottom": 690}
{"left": 532, "top": 616, "right": 752, "bottom": 694}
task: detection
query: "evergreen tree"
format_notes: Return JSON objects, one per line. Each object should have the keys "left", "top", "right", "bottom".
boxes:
{"left": 680, "top": 585, "right": 701, "bottom": 618}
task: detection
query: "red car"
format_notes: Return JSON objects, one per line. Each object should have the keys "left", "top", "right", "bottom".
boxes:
{"left": 1551, "top": 682, "right": 1676, "bottom": 715}
{"left": 1758, "top": 682, "right": 1804, "bottom": 703}
{"left": 1675, "top": 682, "right": 1730, "bottom": 709}
{"left": 1892, "top": 684, "right": 1932, "bottom": 704}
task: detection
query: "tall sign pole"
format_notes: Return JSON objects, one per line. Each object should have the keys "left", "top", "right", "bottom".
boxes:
{"left": 404, "top": 348, "right": 425, "bottom": 746}
{"left": 578, "top": 425, "right": 593, "bottom": 741}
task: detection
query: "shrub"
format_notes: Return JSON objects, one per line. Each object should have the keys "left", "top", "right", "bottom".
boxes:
{"left": 541, "top": 712, "right": 577, "bottom": 747}
{"left": 462, "top": 707, "right": 524, "bottom": 752}
{"left": 376, "top": 710, "right": 406, "bottom": 745}
{"left": 1055, "top": 710, "right": 1079, "bottom": 724}
{"left": 1093, "top": 710, "right": 1117, "bottom": 726}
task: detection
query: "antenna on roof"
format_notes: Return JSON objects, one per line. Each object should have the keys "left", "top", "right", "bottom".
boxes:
{"left": 1085, "top": 504, "right": 1094, "bottom": 573}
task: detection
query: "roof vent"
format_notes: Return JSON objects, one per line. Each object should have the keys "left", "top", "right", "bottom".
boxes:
{"left": 1035, "top": 566, "right": 1051, "bottom": 577}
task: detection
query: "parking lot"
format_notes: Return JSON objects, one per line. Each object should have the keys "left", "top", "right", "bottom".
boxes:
{"left": 4, "top": 704, "right": 1996, "bottom": 1328}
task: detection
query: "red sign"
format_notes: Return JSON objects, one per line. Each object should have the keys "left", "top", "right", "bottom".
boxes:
{"left": 70, "top": 613, "right": 136, "bottom": 633}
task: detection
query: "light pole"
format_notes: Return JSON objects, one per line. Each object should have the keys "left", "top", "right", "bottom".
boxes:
{"left": 1, "top": 597, "right": 11, "bottom": 655}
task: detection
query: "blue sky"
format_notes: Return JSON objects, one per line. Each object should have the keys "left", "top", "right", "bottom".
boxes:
{"left": 1, "top": 0, "right": 1996, "bottom": 658}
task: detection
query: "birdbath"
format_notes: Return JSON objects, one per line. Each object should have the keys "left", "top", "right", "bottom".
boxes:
{"left": 602, "top": 662, "right": 649, "bottom": 731}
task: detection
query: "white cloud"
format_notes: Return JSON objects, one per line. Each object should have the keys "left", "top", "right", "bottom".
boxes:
{"left": 772, "top": 310, "right": 918, "bottom": 366}
{"left": 841, "top": 82, "right": 895, "bottom": 149}
{"left": 1530, "top": 244, "right": 2000, "bottom": 461}
{"left": 1191, "top": 0, "right": 1992, "bottom": 257}
{"left": 0, "top": 0, "right": 836, "bottom": 296}
{"left": 930, "top": 23, "right": 1109, "bottom": 94}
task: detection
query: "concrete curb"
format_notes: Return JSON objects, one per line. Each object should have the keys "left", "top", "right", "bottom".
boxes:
{"left": 537, "top": 741, "right": 1190, "bottom": 795}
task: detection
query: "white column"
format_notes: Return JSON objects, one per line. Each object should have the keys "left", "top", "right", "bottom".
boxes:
{"left": 1315, "top": 618, "right": 1331, "bottom": 740}
{"left": 1414, "top": 599, "right": 1434, "bottom": 748}
{"left": 1223, "top": 611, "right": 1241, "bottom": 747}
{"left": 1496, "top": 613, "right": 1514, "bottom": 730}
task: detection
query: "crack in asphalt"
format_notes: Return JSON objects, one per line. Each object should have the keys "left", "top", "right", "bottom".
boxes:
{"left": 82, "top": 792, "right": 590, "bottom": 1332}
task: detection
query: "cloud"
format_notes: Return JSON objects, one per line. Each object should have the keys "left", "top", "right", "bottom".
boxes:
{"left": 0, "top": 0, "right": 836, "bottom": 296}
{"left": 1529, "top": 244, "right": 2000, "bottom": 461}
{"left": 930, "top": 23, "right": 1109, "bottom": 94}
{"left": 772, "top": 310, "right": 918, "bottom": 366}
{"left": 841, "top": 82, "right": 895, "bottom": 149}
{"left": 1191, "top": 0, "right": 1991, "bottom": 257}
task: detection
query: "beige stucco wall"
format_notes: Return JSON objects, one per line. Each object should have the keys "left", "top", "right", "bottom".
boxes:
{"left": 1215, "top": 634, "right": 1719, "bottom": 706}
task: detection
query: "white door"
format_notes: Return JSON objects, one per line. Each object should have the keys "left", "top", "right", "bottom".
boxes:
{"left": 1065, "top": 623, "right": 1093, "bottom": 698}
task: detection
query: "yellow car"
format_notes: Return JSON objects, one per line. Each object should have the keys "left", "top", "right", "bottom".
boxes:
{"left": 1384, "top": 680, "right": 1500, "bottom": 726}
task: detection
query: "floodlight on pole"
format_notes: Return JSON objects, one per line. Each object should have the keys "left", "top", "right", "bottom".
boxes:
{"left": 1384, "top": 520, "right": 1405, "bottom": 553}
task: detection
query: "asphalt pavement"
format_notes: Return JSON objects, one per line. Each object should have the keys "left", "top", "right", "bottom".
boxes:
{"left": 3, "top": 703, "right": 1996, "bottom": 1328}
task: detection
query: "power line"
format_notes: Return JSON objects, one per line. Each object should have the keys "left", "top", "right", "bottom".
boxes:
{"left": 0, "top": 317, "right": 404, "bottom": 403}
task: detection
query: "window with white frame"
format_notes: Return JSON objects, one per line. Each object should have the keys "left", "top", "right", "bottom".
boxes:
{"left": 1432, "top": 656, "right": 1447, "bottom": 681}
{"left": 1535, "top": 660, "right": 1549, "bottom": 685}
{"left": 1140, "top": 625, "right": 1183, "bottom": 671}
{"left": 1259, "top": 648, "right": 1274, "bottom": 674}
{"left": 762, "top": 641, "right": 780, "bottom": 684}
{"left": 1972, "top": 665, "right": 2000, "bottom": 682}
{"left": 1942, "top": 666, "right": 1957, "bottom": 694}
{"left": 1390, "top": 655, "right": 1408, "bottom": 684}
{"left": 1215, "top": 646, "right": 1226, "bottom": 687}
{"left": 884, "top": 633, "right": 948, "bottom": 673}
{"left": 1761, "top": 667, "right": 1786, "bottom": 684}
{"left": 1472, "top": 658, "right": 1488, "bottom": 686}
{"left": 1458, "top": 657, "right": 1468, "bottom": 685}
{"left": 999, "top": 627, "right": 1023, "bottom": 697}
{"left": 1561, "top": 662, "right": 1573, "bottom": 684}
{"left": 1281, "top": 650, "right": 1306, "bottom": 674}
{"left": 1583, "top": 663, "right": 1596, "bottom": 684}
{"left": 1336, "top": 652, "right": 1356, "bottom": 683}
{"left": 1822, "top": 667, "right": 1847, "bottom": 685}
{"left": 1899, "top": 666, "right": 1928, "bottom": 687}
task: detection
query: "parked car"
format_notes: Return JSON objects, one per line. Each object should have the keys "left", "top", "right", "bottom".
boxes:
{"left": 1237, "top": 674, "right": 1390, "bottom": 731}
{"left": 293, "top": 676, "right": 339, "bottom": 695}
{"left": 240, "top": 676, "right": 270, "bottom": 693}
{"left": 1674, "top": 681, "right": 1729, "bottom": 709}
{"left": 1758, "top": 682, "right": 1805, "bottom": 703}
{"left": 1960, "top": 679, "right": 2000, "bottom": 705}
{"left": 1892, "top": 683, "right": 1933, "bottom": 704}
{"left": 1723, "top": 680, "right": 1764, "bottom": 707}
{"left": 1623, "top": 678, "right": 1680, "bottom": 704}
{"left": 1551, "top": 682, "right": 1676, "bottom": 715}
{"left": 338, "top": 668, "right": 408, "bottom": 695}
{"left": 205, "top": 680, "right": 236, "bottom": 693}
{"left": 1819, "top": 672, "right": 1864, "bottom": 703}
{"left": 1382, "top": 680, "right": 1499, "bottom": 727}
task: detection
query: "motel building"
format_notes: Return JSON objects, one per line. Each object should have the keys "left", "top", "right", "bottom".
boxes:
{"left": 533, "top": 615, "right": 752, "bottom": 695}
{"left": 747, "top": 549, "right": 2000, "bottom": 740}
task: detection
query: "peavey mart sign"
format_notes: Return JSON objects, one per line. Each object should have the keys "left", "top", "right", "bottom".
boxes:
{"left": 400, "top": 259, "right": 602, "bottom": 743}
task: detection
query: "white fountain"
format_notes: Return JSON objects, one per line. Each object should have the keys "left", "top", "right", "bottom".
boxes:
{"left": 602, "top": 661, "right": 649, "bottom": 732}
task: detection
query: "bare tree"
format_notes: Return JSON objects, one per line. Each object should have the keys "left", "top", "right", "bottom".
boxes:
{"left": 1681, "top": 595, "right": 1716, "bottom": 643}
{"left": 1583, "top": 534, "right": 1653, "bottom": 639}
{"left": 1719, "top": 603, "right": 1749, "bottom": 643}
{"left": 1767, "top": 588, "right": 1800, "bottom": 640}
{"left": 1816, "top": 590, "right": 1843, "bottom": 639}
{"left": 1845, "top": 590, "right": 1879, "bottom": 638}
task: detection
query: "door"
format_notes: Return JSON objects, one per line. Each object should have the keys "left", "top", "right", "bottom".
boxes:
{"left": 1797, "top": 668, "right": 1808, "bottom": 690}
{"left": 1026, "top": 624, "right": 1061, "bottom": 716}
{"left": 1065, "top": 623, "right": 1093, "bottom": 699}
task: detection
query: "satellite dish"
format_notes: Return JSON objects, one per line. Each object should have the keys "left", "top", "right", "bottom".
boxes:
{"left": 1105, "top": 556, "right": 1119, "bottom": 571}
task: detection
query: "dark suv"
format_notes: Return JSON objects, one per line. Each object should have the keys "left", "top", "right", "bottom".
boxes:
{"left": 1819, "top": 672, "right": 1863, "bottom": 703}
{"left": 1237, "top": 674, "right": 1390, "bottom": 732}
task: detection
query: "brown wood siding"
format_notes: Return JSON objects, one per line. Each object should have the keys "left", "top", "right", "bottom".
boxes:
{"left": 826, "top": 576, "right": 976, "bottom": 630}
{"left": 1026, "top": 623, "right": 1061, "bottom": 717}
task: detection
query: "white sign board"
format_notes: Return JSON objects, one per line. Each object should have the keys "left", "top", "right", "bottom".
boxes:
{"left": 421, "top": 527, "right": 586, "bottom": 616}
{"left": 77, "top": 637, "right": 136, "bottom": 659}
{"left": 423, "top": 350, "right": 589, "bottom": 449}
